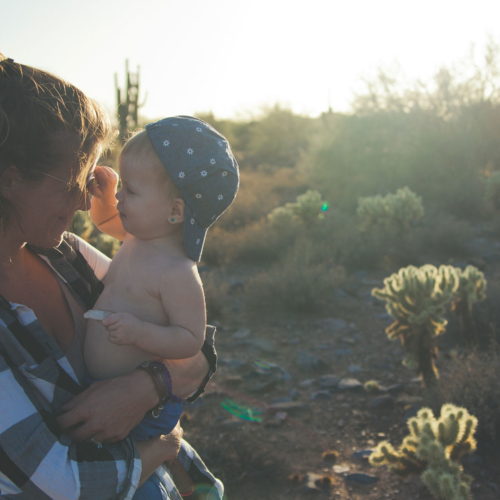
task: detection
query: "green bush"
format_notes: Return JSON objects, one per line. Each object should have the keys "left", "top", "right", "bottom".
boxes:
{"left": 244, "top": 243, "right": 346, "bottom": 315}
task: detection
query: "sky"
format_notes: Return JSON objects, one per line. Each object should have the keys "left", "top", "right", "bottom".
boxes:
{"left": 2, "top": 0, "right": 500, "bottom": 122}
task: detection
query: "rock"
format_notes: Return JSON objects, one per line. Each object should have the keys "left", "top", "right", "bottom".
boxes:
{"left": 245, "top": 338, "right": 276, "bottom": 353}
{"left": 374, "top": 312, "right": 392, "bottom": 321}
{"left": 368, "top": 395, "right": 395, "bottom": 410}
{"left": 316, "top": 318, "right": 348, "bottom": 332}
{"left": 218, "top": 358, "right": 246, "bottom": 370}
{"left": 297, "top": 350, "right": 327, "bottom": 371}
{"left": 333, "top": 465, "right": 350, "bottom": 474}
{"left": 219, "top": 419, "right": 244, "bottom": 429}
{"left": 341, "top": 337, "right": 356, "bottom": 345}
{"left": 289, "top": 388, "right": 300, "bottom": 399}
{"left": 269, "top": 401, "right": 310, "bottom": 414}
{"left": 274, "top": 411, "right": 288, "bottom": 421}
{"left": 318, "top": 375, "right": 340, "bottom": 389}
{"left": 348, "top": 364, "right": 363, "bottom": 373}
{"left": 360, "top": 279, "right": 382, "bottom": 286}
{"left": 333, "top": 289, "right": 350, "bottom": 299}
{"left": 272, "top": 396, "right": 293, "bottom": 404}
{"left": 300, "top": 378, "right": 316, "bottom": 387}
{"left": 402, "top": 404, "right": 423, "bottom": 424}
{"left": 310, "top": 390, "right": 331, "bottom": 400}
{"left": 462, "top": 454, "right": 484, "bottom": 465}
{"left": 333, "top": 348, "right": 353, "bottom": 357}
{"left": 338, "top": 378, "right": 363, "bottom": 391}
{"left": 344, "top": 473, "right": 379, "bottom": 485}
{"left": 386, "top": 384, "right": 405, "bottom": 394}
{"left": 352, "top": 449, "right": 373, "bottom": 461}
{"left": 302, "top": 473, "right": 324, "bottom": 493}
{"left": 264, "top": 420, "right": 282, "bottom": 428}
{"left": 249, "top": 380, "right": 277, "bottom": 393}
{"left": 396, "top": 395, "right": 424, "bottom": 406}
{"left": 222, "top": 376, "right": 243, "bottom": 387}
{"left": 232, "top": 328, "right": 251, "bottom": 340}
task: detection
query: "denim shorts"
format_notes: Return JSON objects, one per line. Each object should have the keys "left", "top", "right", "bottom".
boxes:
{"left": 133, "top": 473, "right": 168, "bottom": 500}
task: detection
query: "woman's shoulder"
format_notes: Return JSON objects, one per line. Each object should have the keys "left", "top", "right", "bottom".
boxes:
{"left": 63, "top": 232, "right": 111, "bottom": 281}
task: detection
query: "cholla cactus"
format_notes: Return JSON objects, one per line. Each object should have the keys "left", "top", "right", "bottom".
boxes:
{"left": 357, "top": 187, "right": 424, "bottom": 231}
{"left": 268, "top": 190, "right": 324, "bottom": 228}
{"left": 372, "top": 265, "right": 459, "bottom": 386}
{"left": 268, "top": 205, "right": 296, "bottom": 228}
{"left": 370, "top": 404, "right": 478, "bottom": 500}
{"left": 448, "top": 265, "right": 486, "bottom": 348}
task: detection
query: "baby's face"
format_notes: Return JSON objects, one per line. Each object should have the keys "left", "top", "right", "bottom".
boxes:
{"left": 115, "top": 153, "right": 177, "bottom": 240}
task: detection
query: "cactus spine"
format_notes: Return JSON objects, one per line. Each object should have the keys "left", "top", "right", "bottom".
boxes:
{"left": 372, "top": 265, "right": 459, "bottom": 386}
{"left": 370, "top": 404, "right": 478, "bottom": 500}
{"left": 115, "top": 59, "right": 147, "bottom": 144}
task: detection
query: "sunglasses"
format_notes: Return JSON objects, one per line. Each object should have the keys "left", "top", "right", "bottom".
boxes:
{"left": 39, "top": 170, "right": 96, "bottom": 193}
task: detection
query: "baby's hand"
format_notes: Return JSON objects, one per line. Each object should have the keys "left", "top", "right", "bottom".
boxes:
{"left": 102, "top": 312, "right": 143, "bottom": 346}
{"left": 89, "top": 166, "right": 119, "bottom": 203}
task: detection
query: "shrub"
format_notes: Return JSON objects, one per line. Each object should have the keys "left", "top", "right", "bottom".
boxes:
{"left": 244, "top": 243, "right": 346, "bottom": 315}
{"left": 357, "top": 187, "right": 424, "bottom": 232}
{"left": 201, "top": 271, "right": 231, "bottom": 321}
{"left": 425, "top": 351, "right": 500, "bottom": 452}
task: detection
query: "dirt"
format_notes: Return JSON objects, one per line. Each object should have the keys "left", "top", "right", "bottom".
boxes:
{"left": 182, "top": 252, "right": 500, "bottom": 499}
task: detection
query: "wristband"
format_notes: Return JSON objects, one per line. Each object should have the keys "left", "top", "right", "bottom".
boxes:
{"left": 137, "top": 361, "right": 173, "bottom": 418}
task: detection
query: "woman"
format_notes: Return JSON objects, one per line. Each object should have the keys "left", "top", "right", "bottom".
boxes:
{"left": 0, "top": 55, "right": 222, "bottom": 499}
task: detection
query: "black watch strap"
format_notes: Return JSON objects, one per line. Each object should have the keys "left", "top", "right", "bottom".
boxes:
{"left": 186, "top": 325, "right": 217, "bottom": 402}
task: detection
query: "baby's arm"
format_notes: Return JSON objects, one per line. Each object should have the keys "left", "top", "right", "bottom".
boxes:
{"left": 102, "top": 262, "right": 206, "bottom": 359}
{"left": 89, "top": 166, "right": 127, "bottom": 241}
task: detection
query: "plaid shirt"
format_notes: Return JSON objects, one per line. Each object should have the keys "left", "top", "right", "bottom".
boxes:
{"left": 0, "top": 233, "right": 223, "bottom": 500}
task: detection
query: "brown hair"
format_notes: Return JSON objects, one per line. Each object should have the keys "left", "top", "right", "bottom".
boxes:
{"left": 0, "top": 54, "right": 113, "bottom": 224}
{"left": 120, "top": 129, "right": 180, "bottom": 199}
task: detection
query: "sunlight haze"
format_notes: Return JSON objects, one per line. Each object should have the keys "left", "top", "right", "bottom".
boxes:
{"left": 2, "top": 0, "right": 499, "bottom": 120}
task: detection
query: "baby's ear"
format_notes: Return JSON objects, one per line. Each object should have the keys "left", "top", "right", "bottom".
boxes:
{"left": 171, "top": 197, "right": 186, "bottom": 222}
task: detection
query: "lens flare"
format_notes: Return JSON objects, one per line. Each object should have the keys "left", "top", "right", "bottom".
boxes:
{"left": 321, "top": 202, "right": 329, "bottom": 212}
{"left": 221, "top": 398, "right": 263, "bottom": 422}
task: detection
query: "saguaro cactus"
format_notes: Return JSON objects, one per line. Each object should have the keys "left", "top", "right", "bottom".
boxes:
{"left": 370, "top": 404, "right": 478, "bottom": 500}
{"left": 372, "top": 265, "right": 459, "bottom": 386}
{"left": 115, "top": 60, "right": 147, "bottom": 144}
{"left": 449, "top": 266, "right": 486, "bottom": 348}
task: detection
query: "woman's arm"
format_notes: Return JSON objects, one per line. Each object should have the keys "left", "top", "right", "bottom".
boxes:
{"left": 56, "top": 352, "right": 210, "bottom": 441}
{"left": 0, "top": 349, "right": 142, "bottom": 500}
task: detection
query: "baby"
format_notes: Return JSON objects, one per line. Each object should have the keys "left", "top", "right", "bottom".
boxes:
{"left": 84, "top": 116, "right": 239, "bottom": 439}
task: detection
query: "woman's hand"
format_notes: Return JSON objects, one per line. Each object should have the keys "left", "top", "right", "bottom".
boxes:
{"left": 56, "top": 369, "right": 158, "bottom": 443}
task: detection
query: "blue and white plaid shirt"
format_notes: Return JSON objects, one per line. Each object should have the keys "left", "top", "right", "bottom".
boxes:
{"left": 0, "top": 233, "right": 223, "bottom": 500}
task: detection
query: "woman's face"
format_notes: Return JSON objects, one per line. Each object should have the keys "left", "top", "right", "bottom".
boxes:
{"left": 4, "top": 162, "right": 95, "bottom": 248}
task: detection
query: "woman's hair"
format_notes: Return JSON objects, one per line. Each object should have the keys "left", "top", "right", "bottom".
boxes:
{"left": 120, "top": 129, "right": 180, "bottom": 199}
{"left": 0, "top": 54, "right": 113, "bottom": 223}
